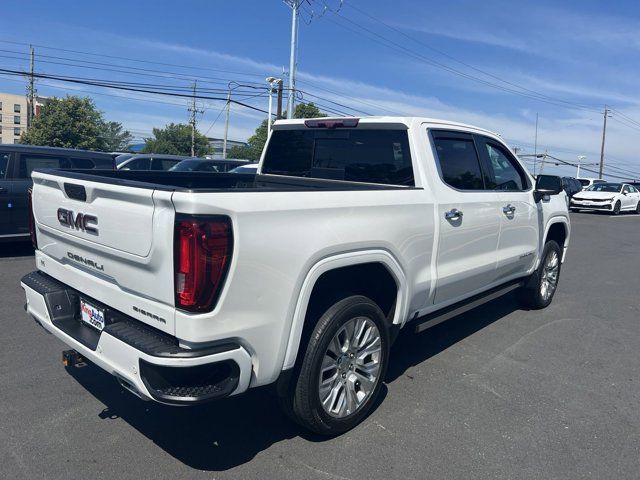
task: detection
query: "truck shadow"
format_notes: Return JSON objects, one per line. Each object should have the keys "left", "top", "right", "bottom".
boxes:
{"left": 386, "top": 292, "right": 520, "bottom": 382}
{"left": 65, "top": 292, "right": 518, "bottom": 472}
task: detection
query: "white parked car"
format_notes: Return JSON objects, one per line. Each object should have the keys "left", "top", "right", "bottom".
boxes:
{"left": 577, "top": 177, "right": 606, "bottom": 190}
{"left": 570, "top": 182, "right": 640, "bottom": 214}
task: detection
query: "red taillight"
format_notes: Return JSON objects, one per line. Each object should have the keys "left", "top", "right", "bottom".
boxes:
{"left": 174, "top": 215, "right": 233, "bottom": 312}
{"left": 27, "top": 188, "right": 37, "bottom": 249}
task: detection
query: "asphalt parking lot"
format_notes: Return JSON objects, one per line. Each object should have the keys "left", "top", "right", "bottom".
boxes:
{"left": 1, "top": 211, "right": 639, "bottom": 480}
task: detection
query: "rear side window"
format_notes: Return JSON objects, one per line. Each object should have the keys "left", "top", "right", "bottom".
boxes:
{"left": 120, "top": 157, "right": 150, "bottom": 170}
{"left": 19, "top": 155, "right": 72, "bottom": 178}
{"left": 262, "top": 129, "right": 414, "bottom": 186}
{"left": 432, "top": 135, "right": 484, "bottom": 190}
{"left": 0, "top": 152, "right": 8, "bottom": 178}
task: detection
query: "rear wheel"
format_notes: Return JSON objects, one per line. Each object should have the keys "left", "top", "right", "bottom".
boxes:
{"left": 517, "top": 240, "right": 562, "bottom": 309}
{"left": 613, "top": 200, "right": 621, "bottom": 215}
{"left": 636, "top": 202, "right": 640, "bottom": 214}
{"left": 285, "top": 295, "right": 389, "bottom": 435}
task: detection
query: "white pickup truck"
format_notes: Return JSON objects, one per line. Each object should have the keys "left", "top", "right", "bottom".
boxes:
{"left": 21, "top": 116, "right": 570, "bottom": 435}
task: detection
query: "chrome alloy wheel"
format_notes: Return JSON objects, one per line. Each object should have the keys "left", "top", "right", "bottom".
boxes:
{"left": 540, "top": 250, "right": 559, "bottom": 301}
{"left": 318, "top": 316, "right": 382, "bottom": 418}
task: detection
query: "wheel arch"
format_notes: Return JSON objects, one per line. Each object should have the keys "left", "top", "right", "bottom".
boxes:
{"left": 540, "top": 216, "right": 570, "bottom": 265}
{"left": 281, "top": 250, "right": 408, "bottom": 371}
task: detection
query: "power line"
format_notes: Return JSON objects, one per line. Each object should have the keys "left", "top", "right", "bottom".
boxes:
{"left": 0, "top": 39, "right": 266, "bottom": 80}
{"left": 339, "top": 2, "right": 601, "bottom": 112}
{"left": 0, "top": 67, "right": 272, "bottom": 114}
{"left": 310, "top": 1, "right": 602, "bottom": 113}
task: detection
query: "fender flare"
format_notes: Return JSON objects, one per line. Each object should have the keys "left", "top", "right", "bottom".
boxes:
{"left": 281, "top": 249, "right": 408, "bottom": 371}
{"left": 538, "top": 215, "right": 570, "bottom": 266}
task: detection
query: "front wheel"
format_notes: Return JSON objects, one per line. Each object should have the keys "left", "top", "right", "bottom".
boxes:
{"left": 287, "top": 295, "right": 389, "bottom": 435}
{"left": 612, "top": 200, "right": 621, "bottom": 215}
{"left": 517, "top": 240, "right": 562, "bottom": 309}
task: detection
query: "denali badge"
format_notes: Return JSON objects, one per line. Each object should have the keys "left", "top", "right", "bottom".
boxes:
{"left": 57, "top": 208, "right": 98, "bottom": 234}
{"left": 67, "top": 252, "right": 104, "bottom": 271}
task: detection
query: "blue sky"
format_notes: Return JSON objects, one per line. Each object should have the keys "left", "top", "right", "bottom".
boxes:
{"left": 1, "top": 0, "right": 639, "bottom": 179}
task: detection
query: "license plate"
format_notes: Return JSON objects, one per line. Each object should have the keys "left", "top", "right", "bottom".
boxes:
{"left": 80, "top": 299, "right": 105, "bottom": 331}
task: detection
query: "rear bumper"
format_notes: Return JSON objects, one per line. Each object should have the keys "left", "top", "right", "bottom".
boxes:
{"left": 21, "top": 271, "right": 252, "bottom": 405}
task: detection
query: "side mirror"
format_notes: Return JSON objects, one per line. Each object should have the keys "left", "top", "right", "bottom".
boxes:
{"left": 534, "top": 174, "right": 563, "bottom": 202}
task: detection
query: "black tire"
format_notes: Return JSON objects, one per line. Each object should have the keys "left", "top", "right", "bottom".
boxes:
{"left": 517, "top": 240, "right": 562, "bottom": 310}
{"left": 286, "top": 295, "right": 389, "bottom": 435}
{"left": 636, "top": 202, "right": 640, "bottom": 214}
{"left": 613, "top": 200, "right": 621, "bottom": 215}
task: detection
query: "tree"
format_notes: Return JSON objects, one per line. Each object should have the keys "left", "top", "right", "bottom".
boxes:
{"left": 100, "top": 121, "right": 133, "bottom": 151}
{"left": 292, "top": 102, "right": 326, "bottom": 119}
{"left": 20, "top": 96, "right": 110, "bottom": 150}
{"left": 142, "top": 123, "right": 211, "bottom": 156}
{"left": 227, "top": 102, "right": 326, "bottom": 161}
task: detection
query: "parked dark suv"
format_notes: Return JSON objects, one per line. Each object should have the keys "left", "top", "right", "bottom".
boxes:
{"left": 0, "top": 145, "right": 115, "bottom": 241}
{"left": 562, "top": 176, "right": 582, "bottom": 198}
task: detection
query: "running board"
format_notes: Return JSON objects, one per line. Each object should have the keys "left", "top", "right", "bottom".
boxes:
{"left": 415, "top": 281, "right": 524, "bottom": 333}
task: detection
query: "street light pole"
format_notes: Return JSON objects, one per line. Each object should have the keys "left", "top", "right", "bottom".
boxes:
{"left": 222, "top": 88, "right": 231, "bottom": 159}
{"left": 576, "top": 155, "right": 586, "bottom": 177}
{"left": 266, "top": 77, "right": 283, "bottom": 131}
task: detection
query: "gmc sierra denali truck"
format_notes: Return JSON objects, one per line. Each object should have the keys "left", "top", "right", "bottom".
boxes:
{"left": 21, "top": 117, "right": 570, "bottom": 435}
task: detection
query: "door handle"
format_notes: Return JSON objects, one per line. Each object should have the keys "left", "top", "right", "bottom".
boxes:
{"left": 502, "top": 204, "right": 516, "bottom": 215}
{"left": 0, "top": 186, "right": 6, "bottom": 194}
{"left": 444, "top": 208, "right": 463, "bottom": 220}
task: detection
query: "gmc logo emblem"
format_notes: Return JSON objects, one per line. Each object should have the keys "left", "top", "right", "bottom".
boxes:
{"left": 57, "top": 208, "right": 98, "bottom": 235}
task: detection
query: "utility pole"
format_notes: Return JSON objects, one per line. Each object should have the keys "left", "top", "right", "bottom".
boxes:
{"left": 187, "top": 81, "right": 203, "bottom": 157}
{"left": 599, "top": 105, "right": 610, "bottom": 179}
{"left": 538, "top": 150, "right": 547, "bottom": 174}
{"left": 222, "top": 88, "right": 231, "bottom": 159}
{"left": 276, "top": 80, "right": 284, "bottom": 119}
{"left": 26, "top": 45, "right": 35, "bottom": 128}
{"left": 286, "top": 1, "right": 300, "bottom": 119}
{"left": 533, "top": 113, "right": 539, "bottom": 176}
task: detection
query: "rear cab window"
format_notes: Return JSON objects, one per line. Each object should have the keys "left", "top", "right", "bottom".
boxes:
{"left": 262, "top": 128, "right": 414, "bottom": 186}
{"left": 430, "top": 131, "right": 486, "bottom": 190}
{"left": 19, "top": 155, "right": 72, "bottom": 178}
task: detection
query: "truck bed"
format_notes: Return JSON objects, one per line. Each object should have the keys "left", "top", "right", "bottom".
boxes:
{"left": 41, "top": 169, "right": 410, "bottom": 192}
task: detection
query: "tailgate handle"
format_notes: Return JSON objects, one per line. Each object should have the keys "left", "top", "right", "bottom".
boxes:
{"left": 64, "top": 183, "right": 87, "bottom": 202}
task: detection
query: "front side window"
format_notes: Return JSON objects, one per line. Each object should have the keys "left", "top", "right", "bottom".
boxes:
{"left": 152, "top": 158, "right": 181, "bottom": 170}
{"left": 623, "top": 185, "right": 631, "bottom": 194}
{"left": 262, "top": 129, "right": 414, "bottom": 186}
{"left": 18, "top": 155, "right": 71, "bottom": 178}
{"left": 432, "top": 134, "right": 484, "bottom": 190}
{"left": 482, "top": 140, "right": 528, "bottom": 191}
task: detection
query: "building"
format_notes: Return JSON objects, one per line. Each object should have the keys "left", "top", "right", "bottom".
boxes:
{"left": 0, "top": 92, "right": 48, "bottom": 144}
{"left": 206, "top": 137, "right": 248, "bottom": 159}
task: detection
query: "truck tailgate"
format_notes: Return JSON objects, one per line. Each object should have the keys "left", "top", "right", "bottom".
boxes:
{"left": 31, "top": 171, "right": 177, "bottom": 334}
